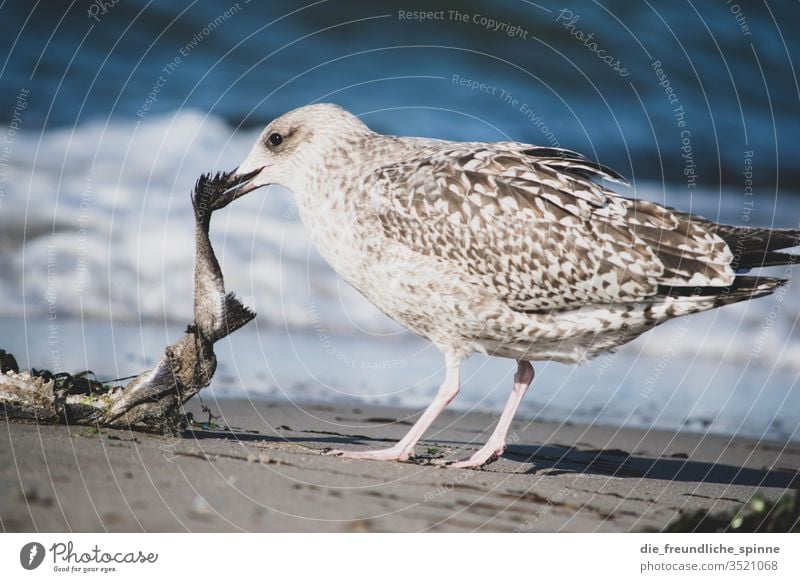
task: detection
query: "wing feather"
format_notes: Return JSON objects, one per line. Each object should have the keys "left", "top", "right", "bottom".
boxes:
{"left": 366, "top": 144, "right": 735, "bottom": 312}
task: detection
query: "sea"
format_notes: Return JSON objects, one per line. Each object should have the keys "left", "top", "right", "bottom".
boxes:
{"left": 0, "top": 0, "right": 798, "bottom": 441}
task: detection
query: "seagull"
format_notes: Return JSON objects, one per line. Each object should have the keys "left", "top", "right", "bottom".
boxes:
{"left": 224, "top": 103, "right": 799, "bottom": 468}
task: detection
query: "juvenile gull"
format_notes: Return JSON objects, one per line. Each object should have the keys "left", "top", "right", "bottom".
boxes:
{"left": 226, "top": 103, "right": 799, "bottom": 468}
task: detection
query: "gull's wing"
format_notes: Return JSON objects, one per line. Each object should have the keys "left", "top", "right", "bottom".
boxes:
{"left": 366, "top": 143, "right": 735, "bottom": 313}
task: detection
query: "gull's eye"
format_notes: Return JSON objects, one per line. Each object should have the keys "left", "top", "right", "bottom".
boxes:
{"left": 268, "top": 132, "right": 283, "bottom": 147}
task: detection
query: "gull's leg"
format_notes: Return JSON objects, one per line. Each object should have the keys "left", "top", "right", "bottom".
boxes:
{"left": 441, "top": 361, "right": 534, "bottom": 469}
{"left": 328, "top": 351, "right": 462, "bottom": 462}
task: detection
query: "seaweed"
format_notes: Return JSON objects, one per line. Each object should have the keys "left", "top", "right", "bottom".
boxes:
{"left": 662, "top": 490, "right": 800, "bottom": 533}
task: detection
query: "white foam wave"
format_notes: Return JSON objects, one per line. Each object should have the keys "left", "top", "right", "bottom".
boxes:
{"left": 0, "top": 110, "right": 393, "bottom": 333}
{"left": 0, "top": 110, "right": 798, "bottom": 377}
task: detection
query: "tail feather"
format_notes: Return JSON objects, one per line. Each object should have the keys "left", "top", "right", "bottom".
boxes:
{"left": 668, "top": 210, "right": 800, "bottom": 270}
{"left": 735, "top": 250, "right": 799, "bottom": 271}
{"left": 712, "top": 225, "right": 800, "bottom": 252}
{"left": 710, "top": 225, "right": 800, "bottom": 271}
{"left": 658, "top": 276, "right": 787, "bottom": 307}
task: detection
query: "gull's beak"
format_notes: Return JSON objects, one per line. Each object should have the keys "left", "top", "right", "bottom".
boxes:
{"left": 220, "top": 167, "right": 265, "bottom": 205}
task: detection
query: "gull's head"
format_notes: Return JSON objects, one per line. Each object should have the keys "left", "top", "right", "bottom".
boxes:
{"left": 225, "top": 103, "right": 372, "bottom": 201}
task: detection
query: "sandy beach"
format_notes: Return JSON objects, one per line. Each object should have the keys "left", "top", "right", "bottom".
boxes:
{"left": 1, "top": 399, "right": 797, "bottom": 532}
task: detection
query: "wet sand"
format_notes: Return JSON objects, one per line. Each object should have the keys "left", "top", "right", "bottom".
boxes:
{"left": 1, "top": 399, "right": 798, "bottom": 532}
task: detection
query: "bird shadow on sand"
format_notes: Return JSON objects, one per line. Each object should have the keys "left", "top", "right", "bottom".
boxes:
{"left": 505, "top": 443, "right": 799, "bottom": 488}
{"left": 184, "top": 427, "right": 798, "bottom": 488}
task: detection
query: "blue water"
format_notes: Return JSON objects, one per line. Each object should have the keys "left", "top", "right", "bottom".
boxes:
{"left": 1, "top": 1, "right": 799, "bottom": 440}
{"left": 1, "top": 0, "right": 799, "bottom": 189}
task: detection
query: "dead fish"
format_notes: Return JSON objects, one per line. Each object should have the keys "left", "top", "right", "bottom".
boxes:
{"left": 106, "top": 172, "right": 255, "bottom": 427}
{"left": 191, "top": 171, "right": 257, "bottom": 341}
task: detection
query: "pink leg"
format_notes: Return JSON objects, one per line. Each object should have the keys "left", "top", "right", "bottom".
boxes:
{"left": 439, "top": 361, "right": 534, "bottom": 469}
{"left": 327, "top": 351, "right": 462, "bottom": 462}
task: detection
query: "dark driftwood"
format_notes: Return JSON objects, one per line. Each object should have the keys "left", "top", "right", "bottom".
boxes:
{"left": 0, "top": 172, "right": 255, "bottom": 432}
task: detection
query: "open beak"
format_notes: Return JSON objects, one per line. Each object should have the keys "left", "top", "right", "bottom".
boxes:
{"left": 219, "top": 167, "right": 264, "bottom": 206}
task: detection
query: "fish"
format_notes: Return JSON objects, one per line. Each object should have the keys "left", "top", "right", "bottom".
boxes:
{"left": 105, "top": 171, "right": 255, "bottom": 429}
